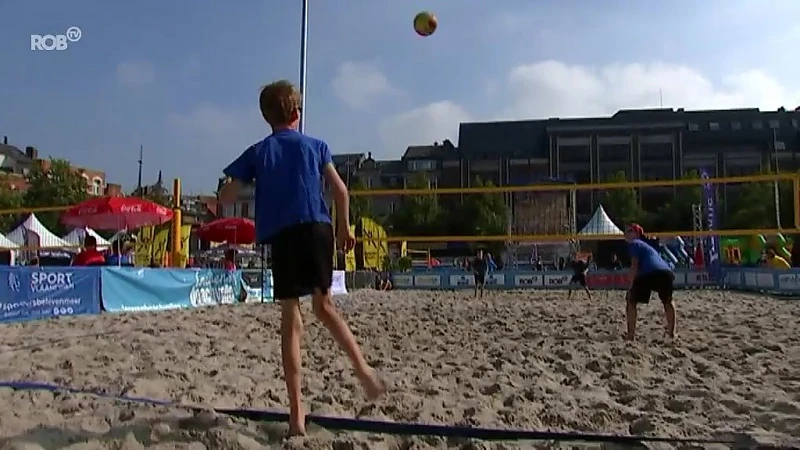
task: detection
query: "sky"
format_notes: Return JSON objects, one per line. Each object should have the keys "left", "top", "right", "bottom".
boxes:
{"left": 1, "top": 0, "right": 800, "bottom": 194}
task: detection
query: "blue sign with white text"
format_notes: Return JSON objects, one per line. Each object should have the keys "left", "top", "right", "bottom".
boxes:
{"left": 101, "top": 268, "right": 242, "bottom": 312}
{"left": 0, "top": 267, "right": 101, "bottom": 323}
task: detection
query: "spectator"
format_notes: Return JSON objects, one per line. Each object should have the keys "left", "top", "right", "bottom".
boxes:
{"left": 485, "top": 252, "right": 498, "bottom": 272}
{"left": 224, "top": 249, "right": 237, "bottom": 270}
{"left": 610, "top": 253, "right": 623, "bottom": 270}
{"left": 791, "top": 237, "right": 800, "bottom": 268}
{"left": 766, "top": 247, "right": 791, "bottom": 270}
{"left": 72, "top": 235, "right": 106, "bottom": 266}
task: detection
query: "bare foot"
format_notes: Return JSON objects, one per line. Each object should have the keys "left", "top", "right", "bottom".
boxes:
{"left": 359, "top": 369, "right": 386, "bottom": 401}
{"left": 287, "top": 425, "right": 306, "bottom": 437}
{"left": 288, "top": 406, "right": 306, "bottom": 436}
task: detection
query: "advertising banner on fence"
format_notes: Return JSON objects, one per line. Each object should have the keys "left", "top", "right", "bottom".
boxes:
{"left": 101, "top": 268, "right": 242, "bottom": 312}
{"left": 0, "top": 267, "right": 101, "bottom": 323}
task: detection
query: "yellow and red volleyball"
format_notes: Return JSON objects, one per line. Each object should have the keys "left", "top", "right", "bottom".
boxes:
{"left": 413, "top": 11, "right": 437, "bottom": 37}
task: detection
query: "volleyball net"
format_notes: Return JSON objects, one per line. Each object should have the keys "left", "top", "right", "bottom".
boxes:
{"left": 347, "top": 173, "right": 800, "bottom": 243}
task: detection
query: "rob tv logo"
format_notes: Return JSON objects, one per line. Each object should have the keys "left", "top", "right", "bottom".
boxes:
{"left": 31, "top": 27, "right": 82, "bottom": 51}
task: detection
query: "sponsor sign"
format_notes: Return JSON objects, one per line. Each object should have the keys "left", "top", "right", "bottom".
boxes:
{"left": 414, "top": 275, "right": 441, "bottom": 288}
{"left": 544, "top": 274, "right": 571, "bottom": 287}
{"left": 392, "top": 275, "right": 413, "bottom": 288}
{"left": 450, "top": 274, "right": 474, "bottom": 287}
{"left": 514, "top": 274, "right": 543, "bottom": 287}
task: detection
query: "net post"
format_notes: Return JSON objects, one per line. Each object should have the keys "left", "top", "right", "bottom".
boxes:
{"left": 794, "top": 174, "right": 800, "bottom": 230}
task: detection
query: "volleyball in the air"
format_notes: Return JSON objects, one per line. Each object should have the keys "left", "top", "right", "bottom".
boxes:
{"left": 414, "top": 11, "right": 437, "bottom": 37}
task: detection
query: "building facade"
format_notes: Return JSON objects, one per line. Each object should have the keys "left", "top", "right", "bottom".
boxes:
{"left": 218, "top": 107, "right": 800, "bottom": 224}
{"left": 0, "top": 136, "right": 115, "bottom": 196}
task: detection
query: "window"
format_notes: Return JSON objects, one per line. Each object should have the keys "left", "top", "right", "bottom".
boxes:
{"left": 241, "top": 202, "right": 250, "bottom": 219}
{"left": 92, "top": 178, "right": 103, "bottom": 195}
{"left": 725, "top": 164, "right": 759, "bottom": 177}
{"left": 640, "top": 144, "right": 672, "bottom": 161}
{"left": 752, "top": 121, "right": 763, "bottom": 129}
{"left": 769, "top": 119, "right": 780, "bottom": 129}
{"left": 709, "top": 122, "right": 720, "bottom": 131}
{"left": 688, "top": 123, "right": 699, "bottom": 131}
{"left": 598, "top": 145, "right": 630, "bottom": 162}
{"left": 640, "top": 166, "right": 673, "bottom": 180}
{"left": 558, "top": 146, "right": 590, "bottom": 163}
{"left": 408, "top": 160, "right": 436, "bottom": 171}
{"left": 731, "top": 121, "right": 741, "bottom": 130}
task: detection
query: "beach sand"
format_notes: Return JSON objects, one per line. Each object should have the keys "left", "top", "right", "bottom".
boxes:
{"left": 0, "top": 289, "right": 799, "bottom": 449}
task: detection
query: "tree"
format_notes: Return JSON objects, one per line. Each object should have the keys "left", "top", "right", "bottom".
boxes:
{"left": 349, "top": 177, "right": 373, "bottom": 224}
{"left": 455, "top": 177, "right": 508, "bottom": 236}
{"left": 0, "top": 181, "right": 23, "bottom": 233}
{"left": 387, "top": 172, "right": 442, "bottom": 235}
{"left": 643, "top": 170, "right": 703, "bottom": 232}
{"left": 24, "top": 159, "right": 89, "bottom": 234}
{"left": 724, "top": 180, "right": 776, "bottom": 229}
{"left": 600, "top": 171, "right": 643, "bottom": 226}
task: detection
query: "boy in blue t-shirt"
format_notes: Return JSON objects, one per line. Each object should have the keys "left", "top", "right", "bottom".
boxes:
{"left": 624, "top": 223, "right": 677, "bottom": 341}
{"left": 219, "top": 80, "right": 383, "bottom": 435}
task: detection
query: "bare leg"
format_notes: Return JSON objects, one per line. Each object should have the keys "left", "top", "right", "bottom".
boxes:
{"left": 584, "top": 286, "right": 592, "bottom": 301}
{"left": 625, "top": 299, "right": 637, "bottom": 341}
{"left": 280, "top": 299, "right": 305, "bottom": 435}
{"left": 311, "top": 290, "right": 384, "bottom": 399}
{"left": 567, "top": 287, "right": 572, "bottom": 299}
{"left": 663, "top": 298, "right": 676, "bottom": 338}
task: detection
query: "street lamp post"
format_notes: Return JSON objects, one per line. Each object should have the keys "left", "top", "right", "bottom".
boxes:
{"left": 299, "top": 0, "right": 309, "bottom": 133}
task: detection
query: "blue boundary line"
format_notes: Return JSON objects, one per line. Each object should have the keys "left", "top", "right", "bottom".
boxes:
{"left": 0, "top": 381, "right": 739, "bottom": 445}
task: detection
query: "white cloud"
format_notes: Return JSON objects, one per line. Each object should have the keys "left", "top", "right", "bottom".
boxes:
{"left": 331, "top": 61, "right": 396, "bottom": 109}
{"left": 379, "top": 60, "right": 799, "bottom": 151}
{"left": 378, "top": 101, "right": 472, "bottom": 152}
{"left": 116, "top": 60, "right": 156, "bottom": 87}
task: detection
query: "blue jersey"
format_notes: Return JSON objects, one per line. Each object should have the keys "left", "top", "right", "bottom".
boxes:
{"left": 627, "top": 239, "right": 671, "bottom": 275}
{"left": 224, "top": 129, "right": 332, "bottom": 242}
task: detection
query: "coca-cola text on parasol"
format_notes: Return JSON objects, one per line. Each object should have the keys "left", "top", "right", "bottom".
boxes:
{"left": 61, "top": 197, "right": 173, "bottom": 231}
{"left": 196, "top": 217, "right": 256, "bottom": 245}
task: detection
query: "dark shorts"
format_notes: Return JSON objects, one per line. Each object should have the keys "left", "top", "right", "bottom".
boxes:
{"left": 266, "top": 222, "right": 333, "bottom": 300}
{"left": 629, "top": 270, "right": 674, "bottom": 304}
{"left": 474, "top": 272, "right": 486, "bottom": 285}
{"left": 570, "top": 273, "right": 587, "bottom": 287}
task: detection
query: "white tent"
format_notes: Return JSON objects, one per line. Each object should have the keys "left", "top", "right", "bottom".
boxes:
{"left": 6, "top": 214, "right": 71, "bottom": 248}
{"left": 62, "top": 227, "right": 110, "bottom": 249}
{"left": 578, "top": 205, "right": 624, "bottom": 236}
{"left": 0, "top": 234, "right": 18, "bottom": 249}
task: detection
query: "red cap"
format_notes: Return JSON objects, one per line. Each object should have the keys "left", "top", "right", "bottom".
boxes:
{"left": 627, "top": 223, "right": 644, "bottom": 236}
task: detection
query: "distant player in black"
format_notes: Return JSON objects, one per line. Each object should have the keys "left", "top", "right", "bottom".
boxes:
{"left": 472, "top": 249, "right": 488, "bottom": 298}
{"left": 567, "top": 254, "right": 592, "bottom": 300}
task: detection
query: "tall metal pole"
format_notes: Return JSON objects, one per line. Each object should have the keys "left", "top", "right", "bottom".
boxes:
{"left": 298, "top": 0, "right": 309, "bottom": 133}
{"left": 773, "top": 128, "right": 782, "bottom": 228}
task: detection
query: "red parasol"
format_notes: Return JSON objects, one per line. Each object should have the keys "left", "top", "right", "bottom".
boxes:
{"left": 61, "top": 197, "right": 174, "bottom": 231}
{"left": 196, "top": 217, "right": 256, "bottom": 245}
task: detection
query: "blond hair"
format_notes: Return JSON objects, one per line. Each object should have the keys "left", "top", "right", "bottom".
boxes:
{"left": 259, "top": 80, "right": 301, "bottom": 126}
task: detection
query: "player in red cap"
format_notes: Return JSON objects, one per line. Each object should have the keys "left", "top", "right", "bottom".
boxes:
{"left": 624, "top": 223, "right": 677, "bottom": 341}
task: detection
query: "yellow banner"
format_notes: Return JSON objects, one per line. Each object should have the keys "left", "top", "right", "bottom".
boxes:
{"left": 344, "top": 225, "right": 356, "bottom": 271}
{"left": 134, "top": 224, "right": 191, "bottom": 267}
{"left": 361, "top": 217, "right": 387, "bottom": 270}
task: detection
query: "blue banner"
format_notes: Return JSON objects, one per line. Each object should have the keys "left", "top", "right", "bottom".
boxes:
{"left": 0, "top": 267, "right": 101, "bottom": 323}
{"left": 101, "top": 268, "right": 242, "bottom": 312}
{"left": 699, "top": 169, "right": 722, "bottom": 281}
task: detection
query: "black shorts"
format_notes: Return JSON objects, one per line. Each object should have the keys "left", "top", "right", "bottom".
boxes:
{"left": 629, "top": 270, "right": 674, "bottom": 304}
{"left": 266, "top": 222, "right": 333, "bottom": 300}
{"left": 570, "top": 273, "right": 587, "bottom": 287}
{"left": 474, "top": 272, "right": 486, "bottom": 285}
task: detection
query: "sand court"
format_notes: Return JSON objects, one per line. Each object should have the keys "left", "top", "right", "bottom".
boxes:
{"left": 0, "top": 289, "right": 798, "bottom": 449}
